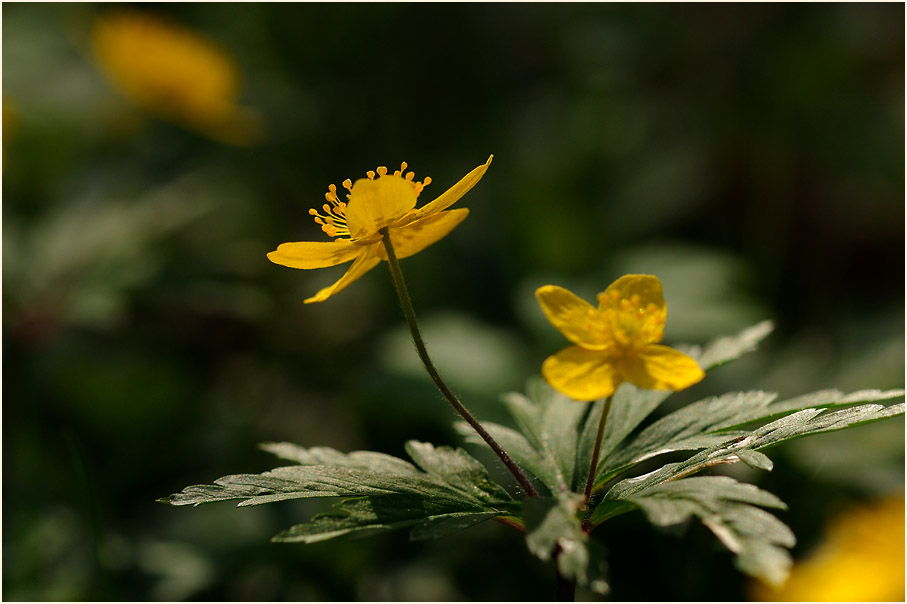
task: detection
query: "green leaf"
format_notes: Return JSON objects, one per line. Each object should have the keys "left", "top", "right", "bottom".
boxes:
{"left": 272, "top": 495, "right": 500, "bottom": 544}
{"left": 162, "top": 440, "right": 516, "bottom": 544}
{"left": 711, "top": 388, "right": 906, "bottom": 432}
{"left": 164, "top": 441, "right": 515, "bottom": 509}
{"left": 605, "top": 402, "right": 905, "bottom": 501}
{"left": 597, "top": 391, "right": 776, "bottom": 485}
{"left": 458, "top": 376, "right": 589, "bottom": 494}
{"left": 704, "top": 504, "right": 795, "bottom": 587}
{"left": 502, "top": 377, "right": 590, "bottom": 491}
{"left": 618, "top": 476, "right": 794, "bottom": 587}
{"left": 685, "top": 320, "right": 774, "bottom": 370}
{"left": 260, "top": 442, "right": 421, "bottom": 476}
{"left": 626, "top": 476, "right": 787, "bottom": 523}
{"left": 403, "top": 441, "right": 513, "bottom": 504}
{"left": 453, "top": 420, "right": 558, "bottom": 492}
{"left": 524, "top": 494, "right": 609, "bottom": 595}
{"left": 592, "top": 398, "right": 904, "bottom": 585}
{"left": 595, "top": 388, "right": 904, "bottom": 489}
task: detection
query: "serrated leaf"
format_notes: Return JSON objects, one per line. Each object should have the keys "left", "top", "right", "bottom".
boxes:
{"left": 272, "top": 495, "right": 499, "bottom": 544}
{"left": 735, "top": 449, "right": 773, "bottom": 471}
{"left": 461, "top": 377, "right": 589, "bottom": 494}
{"left": 524, "top": 494, "right": 609, "bottom": 595}
{"left": 612, "top": 476, "right": 793, "bottom": 586}
{"left": 685, "top": 320, "right": 774, "bottom": 370}
{"left": 163, "top": 440, "right": 517, "bottom": 547}
{"left": 595, "top": 389, "right": 904, "bottom": 491}
{"left": 260, "top": 442, "right": 421, "bottom": 476}
{"left": 164, "top": 464, "right": 462, "bottom": 508}
{"left": 711, "top": 388, "right": 905, "bottom": 432}
{"left": 604, "top": 402, "right": 905, "bottom": 501}
{"left": 404, "top": 441, "right": 513, "bottom": 504}
{"left": 502, "top": 378, "right": 590, "bottom": 491}
{"left": 597, "top": 391, "right": 776, "bottom": 485}
{"left": 409, "top": 510, "right": 504, "bottom": 540}
{"left": 702, "top": 505, "right": 795, "bottom": 587}
{"left": 453, "top": 421, "right": 558, "bottom": 493}
{"left": 165, "top": 441, "right": 515, "bottom": 509}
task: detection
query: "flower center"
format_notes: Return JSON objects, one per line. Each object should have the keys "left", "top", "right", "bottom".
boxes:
{"left": 601, "top": 292, "right": 665, "bottom": 351}
{"left": 308, "top": 162, "right": 431, "bottom": 241}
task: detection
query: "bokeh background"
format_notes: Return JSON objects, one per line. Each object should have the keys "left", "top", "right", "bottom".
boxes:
{"left": 3, "top": 3, "right": 904, "bottom": 601}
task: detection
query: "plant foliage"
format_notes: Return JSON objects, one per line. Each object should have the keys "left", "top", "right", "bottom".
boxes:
{"left": 162, "top": 322, "right": 904, "bottom": 594}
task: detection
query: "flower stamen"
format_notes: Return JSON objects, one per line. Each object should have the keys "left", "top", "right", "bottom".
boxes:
{"left": 310, "top": 183, "right": 352, "bottom": 238}
{"left": 308, "top": 162, "right": 437, "bottom": 239}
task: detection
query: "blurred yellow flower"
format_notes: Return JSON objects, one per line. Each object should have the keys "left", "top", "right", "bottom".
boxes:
{"left": 268, "top": 156, "right": 492, "bottom": 303}
{"left": 536, "top": 275, "right": 704, "bottom": 400}
{"left": 752, "top": 494, "right": 905, "bottom": 602}
{"left": 91, "top": 10, "right": 259, "bottom": 145}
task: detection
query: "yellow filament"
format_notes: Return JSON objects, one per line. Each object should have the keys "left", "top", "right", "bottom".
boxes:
{"left": 308, "top": 161, "right": 434, "bottom": 239}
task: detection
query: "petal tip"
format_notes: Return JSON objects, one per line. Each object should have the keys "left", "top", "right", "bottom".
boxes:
{"left": 534, "top": 284, "right": 563, "bottom": 299}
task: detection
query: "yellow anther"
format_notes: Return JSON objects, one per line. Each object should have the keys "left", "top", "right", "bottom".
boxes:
{"left": 308, "top": 208, "right": 318, "bottom": 215}
{"left": 620, "top": 299, "right": 632, "bottom": 311}
{"left": 342, "top": 179, "right": 352, "bottom": 191}
{"left": 366, "top": 171, "right": 376, "bottom": 180}
{"left": 630, "top": 294, "right": 641, "bottom": 306}
{"left": 377, "top": 166, "right": 388, "bottom": 176}
{"left": 405, "top": 171, "right": 415, "bottom": 181}
{"left": 423, "top": 176, "right": 432, "bottom": 186}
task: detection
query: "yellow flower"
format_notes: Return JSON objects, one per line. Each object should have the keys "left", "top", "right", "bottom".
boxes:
{"left": 536, "top": 275, "right": 704, "bottom": 400}
{"left": 91, "top": 10, "right": 259, "bottom": 145}
{"left": 268, "top": 156, "right": 492, "bottom": 303}
{"left": 752, "top": 494, "right": 905, "bottom": 602}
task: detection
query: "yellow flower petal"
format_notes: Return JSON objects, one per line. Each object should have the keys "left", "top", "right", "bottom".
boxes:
{"left": 303, "top": 246, "right": 382, "bottom": 304}
{"left": 267, "top": 240, "right": 360, "bottom": 269}
{"left": 407, "top": 155, "right": 493, "bottom": 222}
{"left": 541, "top": 346, "right": 623, "bottom": 401}
{"left": 622, "top": 344, "right": 704, "bottom": 391}
{"left": 380, "top": 208, "right": 470, "bottom": 260}
{"left": 344, "top": 175, "right": 418, "bottom": 240}
{"left": 536, "top": 285, "right": 611, "bottom": 351}
{"left": 598, "top": 274, "right": 665, "bottom": 314}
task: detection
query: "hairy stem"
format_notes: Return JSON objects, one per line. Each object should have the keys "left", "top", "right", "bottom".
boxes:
{"left": 583, "top": 395, "right": 614, "bottom": 504}
{"left": 379, "top": 229, "right": 538, "bottom": 498}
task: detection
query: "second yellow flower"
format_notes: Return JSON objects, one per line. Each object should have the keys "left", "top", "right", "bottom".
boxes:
{"left": 536, "top": 275, "right": 704, "bottom": 400}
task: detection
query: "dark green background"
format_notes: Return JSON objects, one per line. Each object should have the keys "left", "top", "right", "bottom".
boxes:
{"left": 3, "top": 3, "right": 904, "bottom": 600}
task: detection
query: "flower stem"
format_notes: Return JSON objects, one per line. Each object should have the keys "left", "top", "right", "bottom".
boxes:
{"left": 553, "top": 544, "right": 576, "bottom": 601}
{"left": 583, "top": 395, "right": 613, "bottom": 504}
{"left": 379, "top": 229, "right": 538, "bottom": 498}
